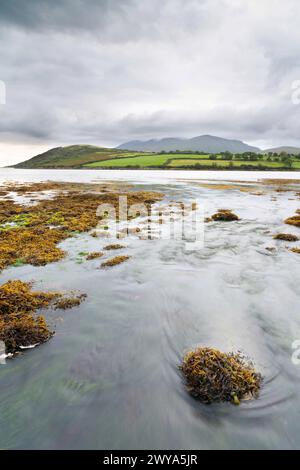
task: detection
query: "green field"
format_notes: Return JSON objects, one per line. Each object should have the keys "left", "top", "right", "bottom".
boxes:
{"left": 85, "top": 154, "right": 172, "bottom": 168}
{"left": 169, "top": 159, "right": 284, "bottom": 168}
{"left": 85, "top": 154, "right": 211, "bottom": 168}
{"left": 164, "top": 153, "right": 211, "bottom": 160}
{"left": 85, "top": 152, "right": 299, "bottom": 169}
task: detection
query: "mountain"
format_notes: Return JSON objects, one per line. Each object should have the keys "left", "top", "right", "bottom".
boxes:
{"left": 117, "top": 134, "right": 260, "bottom": 153}
{"left": 12, "top": 145, "right": 127, "bottom": 168}
{"left": 264, "top": 146, "right": 300, "bottom": 155}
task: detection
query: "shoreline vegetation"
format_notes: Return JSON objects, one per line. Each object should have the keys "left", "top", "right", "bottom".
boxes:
{"left": 10, "top": 145, "right": 300, "bottom": 171}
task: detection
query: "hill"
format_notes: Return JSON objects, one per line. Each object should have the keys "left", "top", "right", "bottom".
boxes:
{"left": 117, "top": 134, "right": 260, "bottom": 153}
{"left": 12, "top": 145, "right": 132, "bottom": 168}
{"left": 264, "top": 146, "right": 300, "bottom": 155}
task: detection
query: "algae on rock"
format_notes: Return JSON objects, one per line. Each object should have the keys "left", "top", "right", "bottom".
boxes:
{"left": 101, "top": 256, "right": 131, "bottom": 268}
{"left": 211, "top": 209, "right": 239, "bottom": 222}
{"left": 0, "top": 280, "right": 86, "bottom": 354}
{"left": 181, "top": 347, "right": 262, "bottom": 405}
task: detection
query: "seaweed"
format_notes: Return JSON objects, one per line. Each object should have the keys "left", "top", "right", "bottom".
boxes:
{"left": 0, "top": 227, "right": 67, "bottom": 271}
{"left": 54, "top": 294, "right": 87, "bottom": 310}
{"left": 0, "top": 280, "right": 59, "bottom": 315}
{"left": 181, "top": 347, "right": 262, "bottom": 405}
{"left": 290, "top": 247, "right": 300, "bottom": 254}
{"left": 101, "top": 255, "right": 131, "bottom": 268}
{"left": 104, "top": 244, "right": 126, "bottom": 251}
{"left": 273, "top": 233, "right": 299, "bottom": 242}
{"left": 86, "top": 251, "right": 104, "bottom": 260}
{"left": 285, "top": 214, "right": 300, "bottom": 228}
{"left": 0, "top": 280, "right": 58, "bottom": 353}
{"left": 0, "top": 280, "right": 87, "bottom": 354}
{"left": 211, "top": 209, "right": 239, "bottom": 222}
{"left": 0, "top": 314, "right": 52, "bottom": 354}
{"left": 0, "top": 184, "right": 163, "bottom": 272}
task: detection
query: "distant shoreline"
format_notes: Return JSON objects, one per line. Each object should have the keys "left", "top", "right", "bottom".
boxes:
{"left": 8, "top": 166, "right": 300, "bottom": 172}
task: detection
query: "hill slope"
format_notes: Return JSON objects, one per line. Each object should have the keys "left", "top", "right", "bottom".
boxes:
{"left": 117, "top": 135, "right": 260, "bottom": 153}
{"left": 264, "top": 146, "right": 300, "bottom": 155}
{"left": 12, "top": 145, "right": 130, "bottom": 168}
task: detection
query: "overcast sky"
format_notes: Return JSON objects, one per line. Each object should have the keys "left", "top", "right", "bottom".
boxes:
{"left": 1, "top": 0, "right": 300, "bottom": 166}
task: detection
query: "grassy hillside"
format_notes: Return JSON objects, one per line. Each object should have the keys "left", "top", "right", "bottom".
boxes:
{"left": 13, "top": 145, "right": 140, "bottom": 168}
{"left": 12, "top": 145, "right": 300, "bottom": 170}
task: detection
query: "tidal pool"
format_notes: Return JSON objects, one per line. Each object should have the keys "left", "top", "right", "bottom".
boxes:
{"left": 0, "top": 169, "right": 300, "bottom": 449}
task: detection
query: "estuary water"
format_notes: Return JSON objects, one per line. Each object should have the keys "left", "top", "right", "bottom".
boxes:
{"left": 0, "top": 168, "right": 300, "bottom": 449}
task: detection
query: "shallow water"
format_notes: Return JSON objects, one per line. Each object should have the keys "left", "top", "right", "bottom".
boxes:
{"left": 1, "top": 167, "right": 300, "bottom": 185}
{"left": 1, "top": 169, "right": 300, "bottom": 449}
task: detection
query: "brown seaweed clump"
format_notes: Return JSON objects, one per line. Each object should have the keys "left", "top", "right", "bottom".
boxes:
{"left": 0, "top": 185, "right": 164, "bottom": 272}
{"left": 0, "top": 280, "right": 87, "bottom": 354}
{"left": 0, "top": 227, "right": 67, "bottom": 271}
{"left": 54, "top": 293, "right": 87, "bottom": 310}
{"left": 104, "top": 244, "right": 126, "bottom": 251}
{"left": 86, "top": 251, "right": 104, "bottom": 260}
{"left": 285, "top": 214, "right": 300, "bottom": 228}
{"left": 181, "top": 347, "right": 262, "bottom": 405}
{"left": 290, "top": 247, "right": 300, "bottom": 254}
{"left": 101, "top": 255, "right": 131, "bottom": 268}
{"left": 211, "top": 209, "right": 239, "bottom": 222}
{"left": 273, "top": 233, "right": 299, "bottom": 242}
{"left": 0, "top": 280, "right": 58, "bottom": 353}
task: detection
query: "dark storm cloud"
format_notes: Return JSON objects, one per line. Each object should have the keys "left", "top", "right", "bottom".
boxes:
{"left": 0, "top": 0, "right": 125, "bottom": 32}
{"left": 1, "top": 0, "right": 300, "bottom": 165}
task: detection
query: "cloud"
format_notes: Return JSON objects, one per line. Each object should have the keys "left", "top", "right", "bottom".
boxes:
{"left": 1, "top": 0, "right": 300, "bottom": 165}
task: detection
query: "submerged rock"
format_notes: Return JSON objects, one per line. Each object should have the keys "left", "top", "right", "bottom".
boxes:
{"left": 211, "top": 209, "right": 239, "bottom": 222}
{"left": 181, "top": 347, "right": 262, "bottom": 405}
